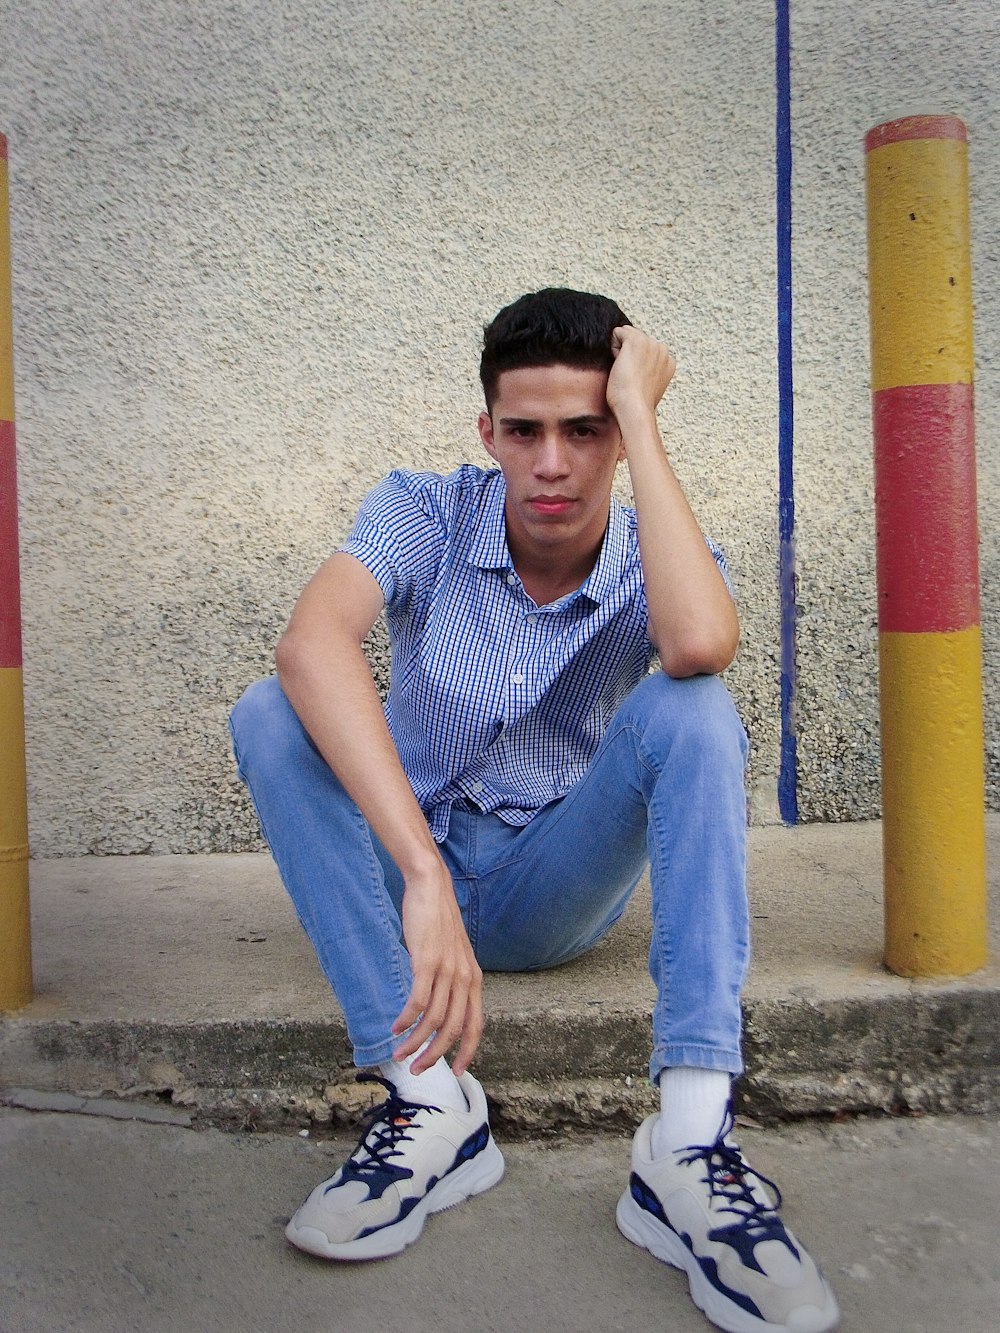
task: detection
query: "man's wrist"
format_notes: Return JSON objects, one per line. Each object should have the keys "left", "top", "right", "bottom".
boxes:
{"left": 400, "top": 845, "right": 450, "bottom": 888}
{"left": 615, "top": 404, "right": 664, "bottom": 455}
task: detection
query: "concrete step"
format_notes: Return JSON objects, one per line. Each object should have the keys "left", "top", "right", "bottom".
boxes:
{"left": 2, "top": 820, "right": 998, "bottom": 1134}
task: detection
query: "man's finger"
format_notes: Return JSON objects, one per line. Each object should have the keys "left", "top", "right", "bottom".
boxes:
{"left": 390, "top": 978, "right": 431, "bottom": 1037}
{"left": 392, "top": 965, "right": 456, "bottom": 1061}
{"left": 392, "top": 997, "right": 441, "bottom": 1061}
{"left": 407, "top": 969, "right": 477, "bottom": 1072}
{"left": 416, "top": 1008, "right": 467, "bottom": 1072}
{"left": 452, "top": 993, "right": 485, "bottom": 1077}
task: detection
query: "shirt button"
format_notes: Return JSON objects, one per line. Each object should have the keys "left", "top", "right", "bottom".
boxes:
{"left": 471, "top": 781, "right": 484, "bottom": 794}
{"left": 511, "top": 672, "right": 524, "bottom": 684}
{"left": 505, "top": 574, "right": 517, "bottom": 586}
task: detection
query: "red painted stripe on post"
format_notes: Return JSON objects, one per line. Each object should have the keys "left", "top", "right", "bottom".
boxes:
{"left": 874, "top": 382, "right": 979, "bottom": 634}
{"left": 0, "top": 417, "right": 23, "bottom": 667}
{"left": 865, "top": 115, "right": 967, "bottom": 154}
{"left": 0, "top": 135, "right": 7, "bottom": 162}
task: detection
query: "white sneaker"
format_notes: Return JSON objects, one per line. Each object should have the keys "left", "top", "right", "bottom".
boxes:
{"left": 616, "top": 1108, "right": 840, "bottom": 1332}
{"left": 285, "top": 1071, "right": 505, "bottom": 1260}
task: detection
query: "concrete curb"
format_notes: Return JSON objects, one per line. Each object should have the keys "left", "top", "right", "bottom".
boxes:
{"left": 2, "top": 821, "right": 998, "bottom": 1135}
{"left": 4, "top": 988, "right": 999, "bottom": 1136}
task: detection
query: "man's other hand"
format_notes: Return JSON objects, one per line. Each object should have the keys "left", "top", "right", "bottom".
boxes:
{"left": 391, "top": 861, "right": 484, "bottom": 1077}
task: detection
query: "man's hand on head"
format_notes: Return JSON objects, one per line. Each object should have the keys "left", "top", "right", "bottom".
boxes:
{"left": 606, "top": 326, "right": 677, "bottom": 434}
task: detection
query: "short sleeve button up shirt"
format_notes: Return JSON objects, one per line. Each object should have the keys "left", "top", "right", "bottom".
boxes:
{"left": 341, "top": 465, "right": 730, "bottom": 841}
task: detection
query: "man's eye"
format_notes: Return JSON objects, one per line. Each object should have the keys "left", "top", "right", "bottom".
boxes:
{"left": 570, "top": 426, "right": 596, "bottom": 438}
{"left": 511, "top": 425, "right": 535, "bottom": 438}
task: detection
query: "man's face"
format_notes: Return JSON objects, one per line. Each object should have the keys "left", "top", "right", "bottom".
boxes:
{"left": 478, "top": 364, "right": 625, "bottom": 567}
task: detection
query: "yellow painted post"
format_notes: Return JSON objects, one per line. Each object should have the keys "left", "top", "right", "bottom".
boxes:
{"left": 865, "top": 114, "right": 987, "bottom": 976}
{"left": 0, "top": 131, "right": 32, "bottom": 1008}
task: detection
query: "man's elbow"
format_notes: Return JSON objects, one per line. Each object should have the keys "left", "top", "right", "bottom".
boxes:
{"left": 276, "top": 616, "right": 369, "bottom": 692}
{"left": 657, "top": 626, "right": 740, "bottom": 679}
{"left": 275, "top": 626, "right": 311, "bottom": 690}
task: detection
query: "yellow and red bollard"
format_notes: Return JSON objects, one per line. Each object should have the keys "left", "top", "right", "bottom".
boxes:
{"left": 866, "top": 114, "right": 987, "bottom": 976}
{"left": 0, "top": 131, "right": 32, "bottom": 1008}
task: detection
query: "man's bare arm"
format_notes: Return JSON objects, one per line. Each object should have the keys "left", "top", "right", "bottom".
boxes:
{"left": 606, "top": 327, "right": 740, "bottom": 677}
{"left": 275, "top": 551, "right": 483, "bottom": 1074}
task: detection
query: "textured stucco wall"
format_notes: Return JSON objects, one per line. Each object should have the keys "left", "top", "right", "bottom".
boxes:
{"left": 790, "top": 0, "right": 999, "bottom": 819}
{"left": 0, "top": 0, "right": 995, "bottom": 855}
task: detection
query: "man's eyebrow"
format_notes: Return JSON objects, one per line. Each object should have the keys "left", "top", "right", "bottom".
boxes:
{"left": 497, "top": 413, "right": 613, "bottom": 428}
{"left": 562, "top": 413, "right": 612, "bottom": 427}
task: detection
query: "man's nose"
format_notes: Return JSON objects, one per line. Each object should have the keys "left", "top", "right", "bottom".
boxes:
{"left": 534, "top": 433, "right": 570, "bottom": 478}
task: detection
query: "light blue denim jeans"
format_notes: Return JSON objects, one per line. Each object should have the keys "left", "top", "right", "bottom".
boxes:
{"left": 229, "top": 671, "right": 750, "bottom": 1082}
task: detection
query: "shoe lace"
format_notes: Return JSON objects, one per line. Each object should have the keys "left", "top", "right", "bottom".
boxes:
{"left": 679, "top": 1111, "right": 790, "bottom": 1249}
{"left": 341, "top": 1074, "right": 443, "bottom": 1187}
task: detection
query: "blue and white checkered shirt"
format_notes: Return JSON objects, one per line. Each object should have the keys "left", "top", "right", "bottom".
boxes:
{"left": 342, "top": 465, "right": 730, "bottom": 841}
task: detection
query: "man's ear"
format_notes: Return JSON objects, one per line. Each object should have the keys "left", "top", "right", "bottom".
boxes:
{"left": 478, "top": 410, "right": 498, "bottom": 461}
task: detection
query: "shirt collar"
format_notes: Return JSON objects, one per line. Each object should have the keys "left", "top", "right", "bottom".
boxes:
{"left": 468, "top": 471, "right": 514, "bottom": 571}
{"left": 467, "top": 473, "right": 629, "bottom": 606}
{"left": 576, "top": 496, "right": 629, "bottom": 605}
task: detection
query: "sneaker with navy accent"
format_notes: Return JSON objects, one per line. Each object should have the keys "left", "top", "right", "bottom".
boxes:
{"left": 285, "top": 1070, "right": 505, "bottom": 1260}
{"left": 616, "top": 1108, "right": 840, "bottom": 1332}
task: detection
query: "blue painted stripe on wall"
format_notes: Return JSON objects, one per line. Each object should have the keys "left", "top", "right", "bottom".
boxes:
{"left": 776, "top": 0, "right": 798, "bottom": 824}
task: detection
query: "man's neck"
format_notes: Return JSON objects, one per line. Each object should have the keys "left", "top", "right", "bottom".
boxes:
{"left": 509, "top": 542, "right": 602, "bottom": 608}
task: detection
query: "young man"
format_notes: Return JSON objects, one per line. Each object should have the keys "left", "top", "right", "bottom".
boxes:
{"left": 229, "top": 289, "right": 840, "bottom": 1333}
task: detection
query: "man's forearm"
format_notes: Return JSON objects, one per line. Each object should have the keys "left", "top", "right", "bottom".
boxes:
{"left": 607, "top": 327, "right": 739, "bottom": 678}
{"left": 619, "top": 404, "right": 739, "bottom": 678}
{"left": 277, "top": 619, "right": 482, "bottom": 1075}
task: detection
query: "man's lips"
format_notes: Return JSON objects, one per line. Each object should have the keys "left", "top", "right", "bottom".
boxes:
{"left": 527, "top": 496, "right": 575, "bottom": 515}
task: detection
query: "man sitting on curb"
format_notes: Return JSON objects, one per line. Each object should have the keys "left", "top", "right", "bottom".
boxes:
{"left": 229, "top": 288, "right": 840, "bottom": 1333}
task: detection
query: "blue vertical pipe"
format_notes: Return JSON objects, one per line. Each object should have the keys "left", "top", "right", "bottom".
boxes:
{"left": 775, "top": 0, "right": 798, "bottom": 823}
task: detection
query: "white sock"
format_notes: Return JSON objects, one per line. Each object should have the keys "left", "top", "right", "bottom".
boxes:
{"left": 378, "top": 1048, "right": 468, "bottom": 1113}
{"left": 651, "top": 1067, "right": 732, "bottom": 1158}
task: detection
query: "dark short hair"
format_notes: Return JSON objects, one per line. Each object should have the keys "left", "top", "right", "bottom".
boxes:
{"left": 479, "top": 287, "right": 632, "bottom": 408}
